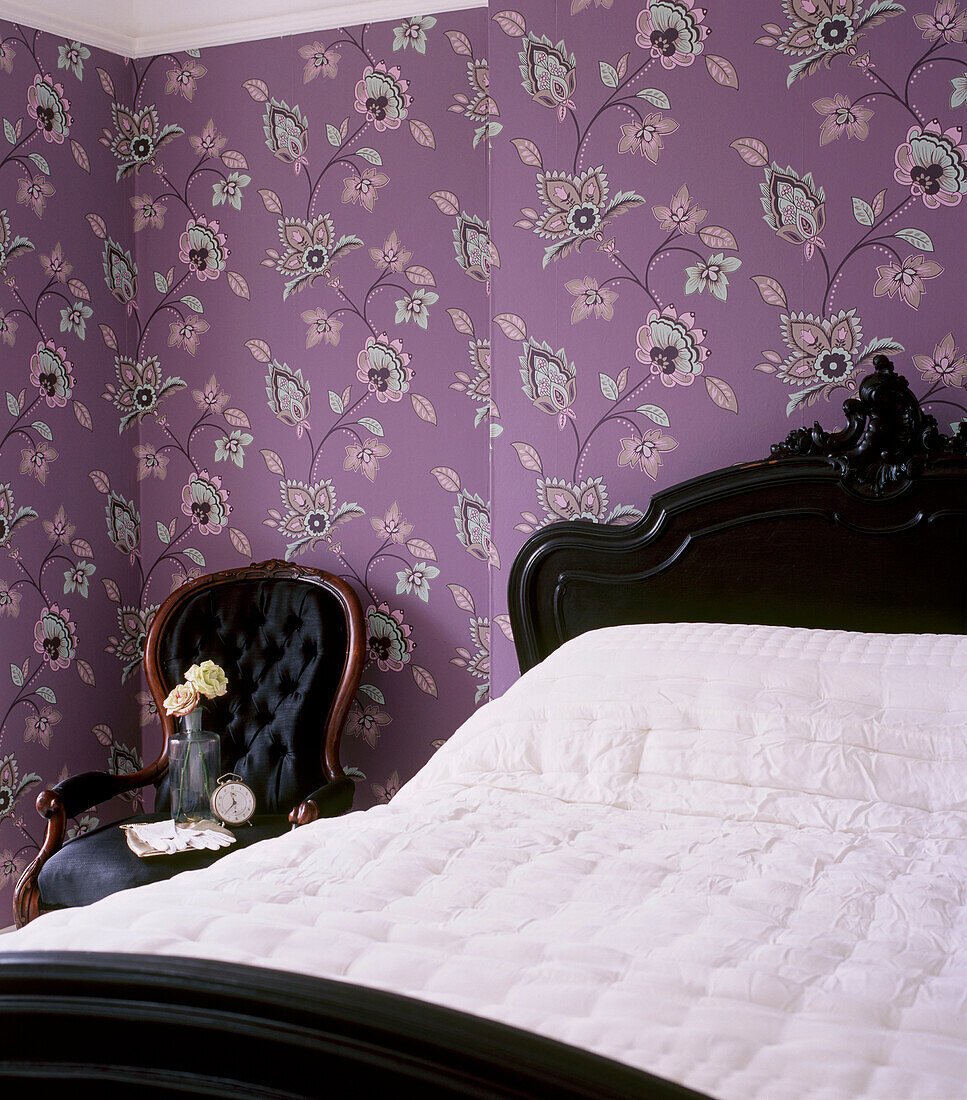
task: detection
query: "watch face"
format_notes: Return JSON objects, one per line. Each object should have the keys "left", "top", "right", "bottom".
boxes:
{"left": 211, "top": 781, "right": 256, "bottom": 825}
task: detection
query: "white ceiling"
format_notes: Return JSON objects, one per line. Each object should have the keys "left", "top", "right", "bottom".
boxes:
{"left": 0, "top": 0, "right": 484, "bottom": 57}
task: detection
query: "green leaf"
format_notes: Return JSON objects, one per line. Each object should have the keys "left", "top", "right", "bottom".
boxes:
{"left": 183, "top": 546, "right": 206, "bottom": 566}
{"left": 358, "top": 416, "right": 383, "bottom": 437}
{"left": 859, "top": 336, "right": 905, "bottom": 362}
{"left": 786, "top": 53, "right": 822, "bottom": 87}
{"left": 6, "top": 392, "right": 20, "bottom": 417}
{"left": 851, "top": 197, "right": 874, "bottom": 226}
{"left": 894, "top": 227, "right": 934, "bottom": 252}
{"left": 636, "top": 404, "right": 670, "bottom": 426}
{"left": 10, "top": 663, "right": 23, "bottom": 687}
{"left": 355, "top": 147, "right": 382, "bottom": 165}
{"left": 36, "top": 685, "right": 57, "bottom": 704}
{"left": 3, "top": 119, "right": 15, "bottom": 145}
{"left": 864, "top": 0, "right": 905, "bottom": 16}
{"left": 157, "top": 521, "right": 171, "bottom": 545}
{"left": 180, "top": 295, "right": 204, "bottom": 313}
{"left": 28, "top": 152, "right": 50, "bottom": 175}
{"left": 326, "top": 124, "right": 342, "bottom": 147}
{"left": 785, "top": 383, "right": 825, "bottom": 416}
{"left": 474, "top": 121, "right": 502, "bottom": 147}
{"left": 599, "top": 373, "right": 619, "bottom": 401}
{"left": 358, "top": 683, "right": 385, "bottom": 704}
{"left": 636, "top": 88, "right": 670, "bottom": 109}
{"left": 599, "top": 61, "right": 619, "bottom": 88}
{"left": 31, "top": 420, "right": 52, "bottom": 440}
{"left": 154, "top": 271, "right": 169, "bottom": 294}
{"left": 329, "top": 390, "right": 344, "bottom": 414}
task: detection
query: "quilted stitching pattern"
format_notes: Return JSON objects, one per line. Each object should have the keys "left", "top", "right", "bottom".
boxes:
{"left": 7, "top": 623, "right": 967, "bottom": 1099}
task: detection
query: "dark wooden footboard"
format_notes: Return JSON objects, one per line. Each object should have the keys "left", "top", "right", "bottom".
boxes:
{"left": 0, "top": 953, "right": 708, "bottom": 1099}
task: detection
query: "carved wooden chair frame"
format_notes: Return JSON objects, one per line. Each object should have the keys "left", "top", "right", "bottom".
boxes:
{"left": 14, "top": 559, "right": 365, "bottom": 927}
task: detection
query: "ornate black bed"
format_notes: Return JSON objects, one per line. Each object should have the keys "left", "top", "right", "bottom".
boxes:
{"left": 0, "top": 358, "right": 964, "bottom": 1099}
{"left": 510, "top": 356, "right": 967, "bottom": 671}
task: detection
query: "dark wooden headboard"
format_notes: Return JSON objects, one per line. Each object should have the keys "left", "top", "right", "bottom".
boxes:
{"left": 509, "top": 357, "right": 967, "bottom": 673}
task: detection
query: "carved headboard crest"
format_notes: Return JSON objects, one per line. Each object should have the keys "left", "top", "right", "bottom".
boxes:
{"left": 770, "top": 355, "right": 966, "bottom": 497}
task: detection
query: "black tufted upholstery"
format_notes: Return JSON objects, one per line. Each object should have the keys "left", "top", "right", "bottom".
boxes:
{"left": 155, "top": 579, "right": 346, "bottom": 814}
{"left": 15, "top": 560, "right": 364, "bottom": 927}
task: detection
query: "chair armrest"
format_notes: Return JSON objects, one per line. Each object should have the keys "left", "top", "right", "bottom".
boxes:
{"left": 50, "top": 769, "right": 144, "bottom": 820}
{"left": 13, "top": 768, "right": 149, "bottom": 928}
{"left": 288, "top": 777, "right": 354, "bottom": 827}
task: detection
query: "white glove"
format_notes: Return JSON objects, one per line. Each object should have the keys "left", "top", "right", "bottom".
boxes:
{"left": 123, "top": 819, "right": 236, "bottom": 857}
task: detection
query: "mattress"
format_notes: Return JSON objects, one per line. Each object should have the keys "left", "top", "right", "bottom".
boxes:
{"left": 5, "top": 622, "right": 967, "bottom": 1099}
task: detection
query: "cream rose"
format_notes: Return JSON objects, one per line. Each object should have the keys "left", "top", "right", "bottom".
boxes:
{"left": 185, "top": 659, "right": 228, "bottom": 699}
{"left": 163, "top": 681, "right": 201, "bottom": 717}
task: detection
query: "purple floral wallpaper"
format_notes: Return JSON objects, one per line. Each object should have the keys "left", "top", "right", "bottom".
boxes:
{"left": 0, "top": 11, "right": 492, "bottom": 918}
{"left": 488, "top": 0, "right": 967, "bottom": 692}
{"left": 129, "top": 19, "right": 492, "bottom": 821}
{"left": 0, "top": 27, "right": 141, "bottom": 917}
{"left": 1, "top": 1, "right": 966, "bottom": 921}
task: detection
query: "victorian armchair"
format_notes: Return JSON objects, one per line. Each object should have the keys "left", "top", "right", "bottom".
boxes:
{"left": 14, "top": 559, "right": 365, "bottom": 927}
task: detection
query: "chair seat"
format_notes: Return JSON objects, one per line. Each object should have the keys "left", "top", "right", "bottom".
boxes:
{"left": 37, "top": 813, "right": 292, "bottom": 910}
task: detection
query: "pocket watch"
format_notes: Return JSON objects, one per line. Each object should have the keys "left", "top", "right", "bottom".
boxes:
{"left": 210, "top": 773, "right": 256, "bottom": 826}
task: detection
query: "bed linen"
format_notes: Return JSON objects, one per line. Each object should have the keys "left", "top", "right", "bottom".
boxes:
{"left": 4, "top": 622, "right": 967, "bottom": 1100}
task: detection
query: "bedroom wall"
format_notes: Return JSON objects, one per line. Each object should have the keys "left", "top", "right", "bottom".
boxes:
{"left": 487, "top": 0, "right": 967, "bottom": 692}
{"left": 2, "top": 1, "right": 966, "bottom": 916}
{"left": 0, "top": 25, "right": 141, "bottom": 909}
{"left": 0, "top": 7, "right": 494, "bottom": 917}
{"left": 130, "top": 16, "right": 492, "bottom": 807}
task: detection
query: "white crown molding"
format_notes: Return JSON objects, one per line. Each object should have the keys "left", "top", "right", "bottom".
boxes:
{"left": 135, "top": 0, "right": 487, "bottom": 57}
{"left": 0, "top": 0, "right": 486, "bottom": 58}
{"left": 0, "top": 1, "right": 137, "bottom": 56}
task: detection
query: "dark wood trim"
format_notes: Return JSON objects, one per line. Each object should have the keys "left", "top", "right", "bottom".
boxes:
{"left": 0, "top": 953, "right": 709, "bottom": 1099}
{"left": 289, "top": 776, "right": 355, "bottom": 826}
{"left": 14, "top": 559, "right": 365, "bottom": 927}
{"left": 12, "top": 790, "right": 65, "bottom": 929}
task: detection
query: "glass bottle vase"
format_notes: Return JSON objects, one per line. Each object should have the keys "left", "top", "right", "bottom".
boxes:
{"left": 168, "top": 709, "right": 220, "bottom": 825}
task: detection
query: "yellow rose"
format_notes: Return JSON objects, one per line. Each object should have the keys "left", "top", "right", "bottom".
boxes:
{"left": 185, "top": 659, "right": 228, "bottom": 699}
{"left": 163, "top": 681, "right": 201, "bottom": 717}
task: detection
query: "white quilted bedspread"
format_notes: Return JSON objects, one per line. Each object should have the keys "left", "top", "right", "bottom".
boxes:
{"left": 6, "top": 623, "right": 967, "bottom": 1099}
